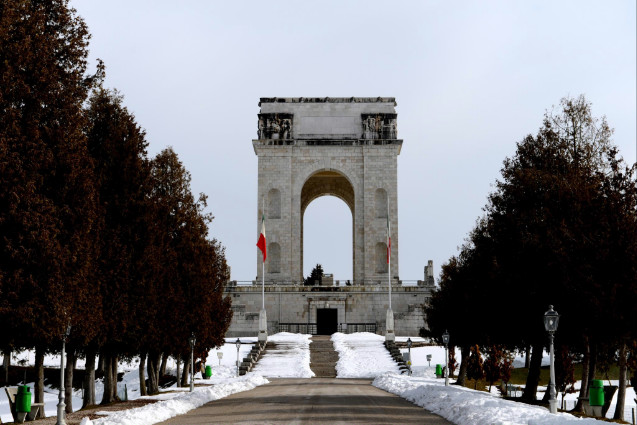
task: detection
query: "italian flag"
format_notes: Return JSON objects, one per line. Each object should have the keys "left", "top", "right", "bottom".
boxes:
{"left": 257, "top": 213, "right": 266, "bottom": 262}
{"left": 387, "top": 214, "right": 391, "bottom": 264}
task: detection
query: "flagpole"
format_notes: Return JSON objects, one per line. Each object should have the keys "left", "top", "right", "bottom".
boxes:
{"left": 258, "top": 197, "right": 267, "bottom": 343}
{"left": 262, "top": 197, "right": 265, "bottom": 310}
{"left": 388, "top": 199, "right": 391, "bottom": 310}
{"left": 385, "top": 197, "right": 394, "bottom": 342}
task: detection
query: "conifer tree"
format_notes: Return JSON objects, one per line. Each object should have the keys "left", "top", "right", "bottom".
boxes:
{"left": 0, "top": 0, "right": 101, "bottom": 412}
{"left": 85, "top": 88, "right": 152, "bottom": 404}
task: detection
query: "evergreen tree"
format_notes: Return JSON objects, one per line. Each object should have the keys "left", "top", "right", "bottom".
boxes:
{"left": 0, "top": 0, "right": 101, "bottom": 412}
{"left": 85, "top": 88, "right": 152, "bottom": 403}
{"left": 304, "top": 264, "right": 324, "bottom": 286}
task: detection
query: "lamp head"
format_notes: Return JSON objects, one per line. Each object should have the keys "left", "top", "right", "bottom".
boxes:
{"left": 189, "top": 332, "right": 196, "bottom": 346}
{"left": 236, "top": 338, "right": 241, "bottom": 348}
{"left": 544, "top": 305, "right": 560, "bottom": 333}
{"left": 407, "top": 338, "right": 412, "bottom": 348}
{"left": 442, "top": 330, "right": 450, "bottom": 345}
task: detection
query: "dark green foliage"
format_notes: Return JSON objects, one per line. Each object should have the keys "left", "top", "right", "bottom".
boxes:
{"left": 304, "top": 264, "right": 324, "bottom": 286}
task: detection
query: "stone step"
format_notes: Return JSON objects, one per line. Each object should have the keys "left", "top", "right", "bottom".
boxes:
{"left": 309, "top": 335, "right": 339, "bottom": 378}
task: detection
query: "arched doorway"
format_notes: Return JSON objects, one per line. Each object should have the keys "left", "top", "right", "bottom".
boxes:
{"left": 302, "top": 196, "right": 353, "bottom": 282}
{"left": 300, "top": 170, "right": 355, "bottom": 283}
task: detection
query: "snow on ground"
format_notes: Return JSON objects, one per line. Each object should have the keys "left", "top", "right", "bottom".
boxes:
{"left": 332, "top": 332, "right": 400, "bottom": 378}
{"left": 374, "top": 373, "right": 609, "bottom": 425}
{"left": 80, "top": 374, "right": 269, "bottom": 425}
{"left": 250, "top": 332, "right": 314, "bottom": 378}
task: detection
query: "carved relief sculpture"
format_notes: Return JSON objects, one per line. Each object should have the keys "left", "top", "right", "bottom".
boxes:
{"left": 361, "top": 114, "right": 397, "bottom": 140}
{"left": 257, "top": 113, "right": 294, "bottom": 139}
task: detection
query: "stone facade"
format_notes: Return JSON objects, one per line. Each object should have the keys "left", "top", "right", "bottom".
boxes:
{"left": 225, "top": 282, "right": 434, "bottom": 337}
{"left": 254, "top": 97, "right": 402, "bottom": 284}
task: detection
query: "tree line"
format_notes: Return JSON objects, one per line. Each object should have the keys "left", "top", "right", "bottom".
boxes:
{"left": 0, "top": 0, "right": 232, "bottom": 415}
{"left": 424, "top": 95, "right": 637, "bottom": 421}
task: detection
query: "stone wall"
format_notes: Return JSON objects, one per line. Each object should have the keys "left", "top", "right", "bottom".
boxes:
{"left": 224, "top": 283, "right": 433, "bottom": 337}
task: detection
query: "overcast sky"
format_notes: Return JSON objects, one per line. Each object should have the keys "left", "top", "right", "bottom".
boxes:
{"left": 71, "top": 0, "right": 636, "bottom": 283}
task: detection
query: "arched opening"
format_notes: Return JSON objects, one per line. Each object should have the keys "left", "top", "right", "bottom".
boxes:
{"left": 375, "top": 188, "right": 387, "bottom": 218}
{"left": 268, "top": 242, "right": 281, "bottom": 273}
{"left": 301, "top": 170, "right": 355, "bottom": 283}
{"left": 268, "top": 188, "right": 281, "bottom": 219}
{"left": 375, "top": 242, "right": 388, "bottom": 274}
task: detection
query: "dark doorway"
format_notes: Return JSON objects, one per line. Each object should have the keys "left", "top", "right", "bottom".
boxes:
{"left": 316, "top": 308, "right": 338, "bottom": 335}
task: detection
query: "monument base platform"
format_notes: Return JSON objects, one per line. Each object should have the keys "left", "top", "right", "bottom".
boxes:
{"left": 224, "top": 283, "right": 434, "bottom": 337}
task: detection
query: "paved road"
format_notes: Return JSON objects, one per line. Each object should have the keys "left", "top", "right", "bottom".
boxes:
{"left": 157, "top": 378, "right": 453, "bottom": 424}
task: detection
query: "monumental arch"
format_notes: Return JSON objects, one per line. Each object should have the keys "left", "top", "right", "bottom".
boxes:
{"left": 254, "top": 97, "right": 401, "bottom": 284}
{"left": 224, "top": 97, "right": 435, "bottom": 338}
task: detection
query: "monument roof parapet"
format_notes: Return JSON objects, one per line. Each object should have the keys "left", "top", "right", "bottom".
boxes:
{"left": 259, "top": 97, "right": 397, "bottom": 106}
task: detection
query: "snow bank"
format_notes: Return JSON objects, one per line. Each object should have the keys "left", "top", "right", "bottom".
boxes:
{"left": 332, "top": 332, "right": 399, "bottom": 378}
{"left": 373, "top": 373, "right": 609, "bottom": 425}
{"left": 251, "top": 332, "right": 313, "bottom": 378}
{"left": 80, "top": 374, "right": 269, "bottom": 425}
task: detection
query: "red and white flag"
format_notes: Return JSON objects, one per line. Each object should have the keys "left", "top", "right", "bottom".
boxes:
{"left": 256, "top": 213, "right": 266, "bottom": 262}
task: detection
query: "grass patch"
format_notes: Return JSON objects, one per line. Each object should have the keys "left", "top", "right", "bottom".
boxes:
{"left": 508, "top": 363, "right": 621, "bottom": 386}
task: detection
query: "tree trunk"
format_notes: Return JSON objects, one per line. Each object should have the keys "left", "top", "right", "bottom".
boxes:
{"left": 575, "top": 339, "right": 591, "bottom": 412}
{"left": 2, "top": 349, "right": 10, "bottom": 384}
{"left": 101, "top": 352, "right": 115, "bottom": 404}
{"left": 522, "top": 342, "right": 543, "bottom": 401}
{"left": 176, "top": 354, "right": 180, "bottom": 387}
{"left": 524, "top": 345, "right": 531, "bottom": 369}
{"left": 97, "top": 353, "right": 104, "bottom": 375}
{"left": 613, "top": 341, "right": 627, "bottom": 420}
{"left": 147, "top": 353, "right": 159, "bottom": 395}
{"left": 64, "top": 346, "right": 77, "bottom": 413}
{"left": 455, "top": 345, "right": 470, "bottom": 386}
{"left": 35, "top": 347, "right": 46, "bottom": 418}
{"left": 160, "top": 353, "right": 168, "bottom": 377}
{"left": 139, "top": 352, "right": 147, "bottom": 396}
{"left": 82, "top": 349, "right": 96, "bottom": 408}
{"left": 181, "top": 356, "right": 191, "bottom": 387}
{"left": 155, "top": 352, "right": 162, "bottom": 385}
{"left": 111, "top": 355, "right": 119, "bottom": 400}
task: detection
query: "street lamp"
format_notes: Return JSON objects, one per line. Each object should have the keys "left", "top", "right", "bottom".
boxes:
{"left": 544, "top": 305, "right": 560, "bottom": 414}
{"left": 406, "top": 338, "right": 412, "bottom": 376}
{"left": 56, "top": 324, "right": 71, "bottom": 425}
{"left": 188, "top": 333, "right": 196, "bottom": 392}
{"left": 235, "top": 338, "right": 241, "bottom": 377}
{"left": 442, "top": 330, "right": 450, "bottom": 387}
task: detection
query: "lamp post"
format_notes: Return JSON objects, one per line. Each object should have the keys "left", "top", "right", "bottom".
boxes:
{"left": 544, "top": 305, "right": 560, "bottom": 414}
{"left": 56, "top": 325, "right": 71, "bottom": 425}
{"left": 406, "top": 338, "right": 412, "bottom": 376}
{"left": 235, "top": 338, "right": 241, "bottom": 377}
{"left": 442, "top": 330, "right": 450, "bottom": 387}
{"left": 188, "top": 333, "right": 196, "bottom": 392}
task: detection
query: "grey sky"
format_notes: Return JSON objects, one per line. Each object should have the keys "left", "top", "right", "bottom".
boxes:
{"left": 71, "top": 0, "right": 636, "bottom": 282}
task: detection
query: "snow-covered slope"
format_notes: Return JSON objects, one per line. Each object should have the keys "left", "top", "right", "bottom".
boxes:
{"left": 332, "top": 332, "right": 400, "bottom": 378}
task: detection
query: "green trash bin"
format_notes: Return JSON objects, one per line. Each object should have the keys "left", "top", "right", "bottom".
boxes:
{"left": 16, "top": 385, "right": 31, "bottom": 413}
{"left": 589, "top": 379, "right": 604, "bottom": 406}
{"left": 435, "top": 364, "right": 442, "bottom": 378}
{"left": 205, "top": 365, "right": 212, "bottom": 379}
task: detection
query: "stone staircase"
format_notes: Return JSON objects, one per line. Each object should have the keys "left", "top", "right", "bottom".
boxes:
{"left": 310, "top": 335, "right": 339, "bottom": 378}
